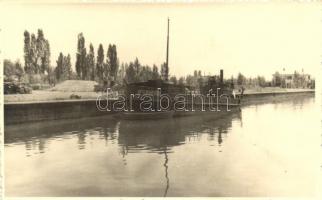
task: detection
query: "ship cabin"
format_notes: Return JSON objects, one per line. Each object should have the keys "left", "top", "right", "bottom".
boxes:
{"left": 125, "top": 79, "right": 187, "bottom": 99}
{"left": 125, "top": 79, "right": 188, "bottom": 111}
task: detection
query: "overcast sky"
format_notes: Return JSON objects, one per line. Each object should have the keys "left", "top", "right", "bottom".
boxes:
{"left": 1, "top": 1, "right": 322, "bottom": 80}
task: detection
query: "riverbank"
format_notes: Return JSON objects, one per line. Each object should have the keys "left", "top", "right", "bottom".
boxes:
{"left": 4, "top": 99, "right": 115, "bottom": 125}
{"left": 3, "top": 88, "right": 315, "bottom": 103}
{"left": 3, "top": 88, "right": 315, "bottom": 125}
{"left": 4, "top": 90, "right": 101, "bottom": 103}
{"left": 243, "top": 88, "right": 314, "bottom": 95}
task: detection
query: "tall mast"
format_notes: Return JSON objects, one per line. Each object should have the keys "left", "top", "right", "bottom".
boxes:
{"left": 165, "top": 18, "right": 170, "bottom": 81}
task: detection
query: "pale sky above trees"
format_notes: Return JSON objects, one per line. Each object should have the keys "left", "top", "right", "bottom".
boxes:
{"left": 1, "top": 1, "right": 321, "bottom": 80}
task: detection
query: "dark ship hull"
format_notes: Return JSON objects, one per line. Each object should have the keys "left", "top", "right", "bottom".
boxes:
{"left": 118, "top": 75, "right": 242, "bottom": 120}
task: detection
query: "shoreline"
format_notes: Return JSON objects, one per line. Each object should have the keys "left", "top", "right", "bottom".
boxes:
{"left": 4, "top": 89, "right": 315, "bottom": 125}
{"left": 4, "top": 88, "right": 315, "bottom": 104}
{"left": 243, "top": 88, "right": 314, "bottom": 95}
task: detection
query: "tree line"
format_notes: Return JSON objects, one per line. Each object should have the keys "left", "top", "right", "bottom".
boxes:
{"left": 56, "top": 33, "right": 120, "bottom": 84}
{"left": 23, "top": 29, "right": 51, "bottom": 75}
{"left": 3, "top": 29, "right": 169, "bottom": 86}
{"left": 236, "top": 73, "right": 267, "bottom": 87}
{"left": 3, "top": 30, "right": 122, "bottom": 85}
{"left": 4, "top": 28, "right": 243, "bottom": 88}
{"left": 3, "top": 29, "right": 314, "bottom": 90}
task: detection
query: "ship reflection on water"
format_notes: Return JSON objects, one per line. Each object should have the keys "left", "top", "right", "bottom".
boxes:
{"left": 4, "top": 94, "right": 318, "bottom": 197}
{"left": 5, "top": 110, "right": 241, "bottom": 197}
{"left": 117, "top": 113, "right": 240, "bottom": 154}
{"left": 5, "top": 112, "right": 241, "bottom": 155}
{"left": 116, "top": 114, "right": 240, "bottom": 197}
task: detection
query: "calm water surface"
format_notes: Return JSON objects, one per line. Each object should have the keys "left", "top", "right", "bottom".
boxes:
{"left": 5, "top": 94, "right": 320, "bottom": 197}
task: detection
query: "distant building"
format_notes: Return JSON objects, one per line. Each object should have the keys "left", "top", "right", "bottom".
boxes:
{"left": 272, "top": 72, "right": 313, "bottom": 88}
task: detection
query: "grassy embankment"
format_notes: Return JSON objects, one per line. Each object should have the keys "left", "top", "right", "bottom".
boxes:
{"left": 4, "top": 80, "right": 102, "bottom": 103}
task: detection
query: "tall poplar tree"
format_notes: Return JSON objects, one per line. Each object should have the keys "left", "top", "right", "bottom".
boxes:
{"left": 96, "top": 44, "right": 104, "bottom": 83}
{"left": 30, "top": 33, "right": 37, "bottom": 73}
{"left": 87, "top": 44, "right": 95, "bottom": 80}
{"left": 75, "top": 33, "right": 86, "bottom": 79}
{"left": 107, "top": 44, "right": 119, "bottom": 81}
{"left": 55, "top": 53, "right": 72, "bottom": 82}
{"left": 23, "top": 31, "right": 32, "bottom": 74}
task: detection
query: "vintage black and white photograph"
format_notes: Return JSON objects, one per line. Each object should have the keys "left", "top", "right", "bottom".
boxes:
{"left": 1, "top": 0, "right": 321, "bottom": 198}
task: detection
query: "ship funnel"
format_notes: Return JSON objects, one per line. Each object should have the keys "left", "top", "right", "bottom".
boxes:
{"left": 220, "top": 69, "right": 224, "bottom": 83}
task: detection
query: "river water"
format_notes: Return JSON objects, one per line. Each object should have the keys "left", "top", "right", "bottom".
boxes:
{"left": 4, "top": 94, "right": 320, "bottom": 197}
